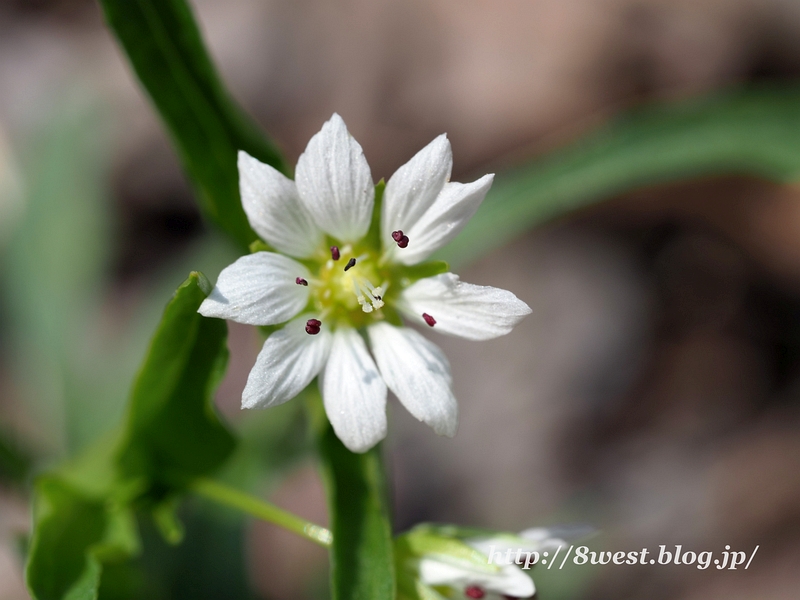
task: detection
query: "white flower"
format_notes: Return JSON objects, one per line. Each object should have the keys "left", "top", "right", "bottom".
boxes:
{"left": 403, "top": 527, "right": 570, "bottom": 600}
{"left": 199, "top": 114, "right": 531, "bottom": 453}
{"left": 418, "top": 544, "right": 533, "bottom": 599}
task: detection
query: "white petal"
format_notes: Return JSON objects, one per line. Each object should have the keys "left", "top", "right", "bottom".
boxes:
{"left": 398, "top": 273, "right": 531, "bottom": 340}
{"left": 238, "top": 151, "right": 323, "bottom": 258}
{"left": 381, "top": 134, "right": 452, "bottom": 247}
{"left": 295, "top": 114, "right": 374, "bottom": 242}
{"left": 469, "top": 536, "right": 543, "bottom": 565}
{"left": 367, "top": 323, "right": 457, "bottom": 437}
{"left": 321, "top": 327, "right": 387, "bottom": 453}
{"left": 467, "top": 540, "right": 513, "bottom": 566}
{"left": 198, "top": 252, "right": 310, "bottom": 326}
{"left": 390, "top": 175, "right": 494, "bottom": 265}
{"left": 419, "top": 556, "right": 534, "bottom": 598}
{"left": 242, "top": 315, "right": 332, "bottom": 409}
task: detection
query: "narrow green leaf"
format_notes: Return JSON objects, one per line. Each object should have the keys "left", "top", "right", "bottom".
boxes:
{"left": 310, "top": 396, "right": 395, "bottom": 600}
{"left": 4, "top": 103, "right": 113, "bottom": 455}
{"left": 25, "top": 476, "right": 138, "bottom": 600}
{"left": 116, "top": 271, "right": 236, "bottom": 493}
{"left": 97, "top": 0, "right": 288, "bottom": 249}
{"left": 440, "top": 85, "right": 800, "bottom": 267}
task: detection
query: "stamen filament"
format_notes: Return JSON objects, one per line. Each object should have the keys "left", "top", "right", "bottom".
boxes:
{"left": 352, "top": 277, "right": 385, "bottom": 313}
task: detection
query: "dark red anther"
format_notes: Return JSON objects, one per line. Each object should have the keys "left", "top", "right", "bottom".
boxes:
{"left": 295, "top": 277, "right": 308, "bottom": 286}
{"left": 392, "top": 230, "right": 410, "bottom": 248}
{"left": 465, "top": 586, "right": 486, "bottom": 599}
{"left": 422, "top": 313, "right": 436, "bottom": 327}
{"left": 344, "top": 257, "right": 356, "bottom": 271}
{"left": 305, "top": 318, "right": 322, "bottom": 335}
{"left": 330, "top": 246, "right": 340, "bottom": 261}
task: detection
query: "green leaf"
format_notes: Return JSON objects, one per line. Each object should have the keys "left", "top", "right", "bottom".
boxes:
{"left": 4, "top": 102, "right": 114, "bottom": 455}
{"left": 440, "top": 84, "right": 800, "bottom": 267}
{"left": 116, "top": 271, "right": 236, "bottom": 494}
{"left": 97, "top": 0, "right": 288, "bottom": 250}
{"left": 309, "top": 395, "right": 395, "bottom": 600}
{"left": 25, "top": 272, "right": 238, "bottom": 599}
{"left": 26, "top": 476, "right": 139, "bottom": 600}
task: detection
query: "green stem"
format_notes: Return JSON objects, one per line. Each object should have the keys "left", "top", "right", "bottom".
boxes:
{"left": 307, "top": 391, "right": 396, "bottom": 598}
{"left": 192, "top": 477, "right": 332, "bottom": 547}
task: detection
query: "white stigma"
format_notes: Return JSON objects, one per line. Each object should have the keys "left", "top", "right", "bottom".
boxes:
{"left": 352, "top": 277, "right": 385, "bottom": 313}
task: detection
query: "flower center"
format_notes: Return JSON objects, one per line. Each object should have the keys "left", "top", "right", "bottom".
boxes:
{"left": 309, "top": 244, "right": 389, "bottom": 324}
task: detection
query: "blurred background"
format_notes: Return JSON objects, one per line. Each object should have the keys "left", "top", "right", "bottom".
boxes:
{"left": 3, "top": 0, "right": 800, "bottom": 598}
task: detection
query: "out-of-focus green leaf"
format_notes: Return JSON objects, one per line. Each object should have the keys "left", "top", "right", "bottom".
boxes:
{"left": 97, "top": 0, "right": 288, "bottom": 249}
{"left": 116, "top": 271, "right": 236, "bottom": 494}
{"left": 310, "top": 397, "right": 395, "bottom": 600}
{"left": 441, "top": 85, "right": 800, "bottom": 267}
{"left": 135, "top": 502, "right": 255, "bottom": 600}
{"left": 3, "top": 101, "right": 243, "bottom": 461}
{"left": 25, "top": 476, "right": 139, "bottom": 600}
{"left": 3, "top": 102, "right": 112, "bottom": 455}
{"left": 25, "top": 273, "right": 236, "bottom": 599}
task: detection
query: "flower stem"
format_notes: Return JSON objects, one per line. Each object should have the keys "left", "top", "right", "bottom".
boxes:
{"left": 306, "top": 390, "right": 396, "bottom": 598}
{"left": 192, "top": 477, "right": 332, "bottom": 547}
